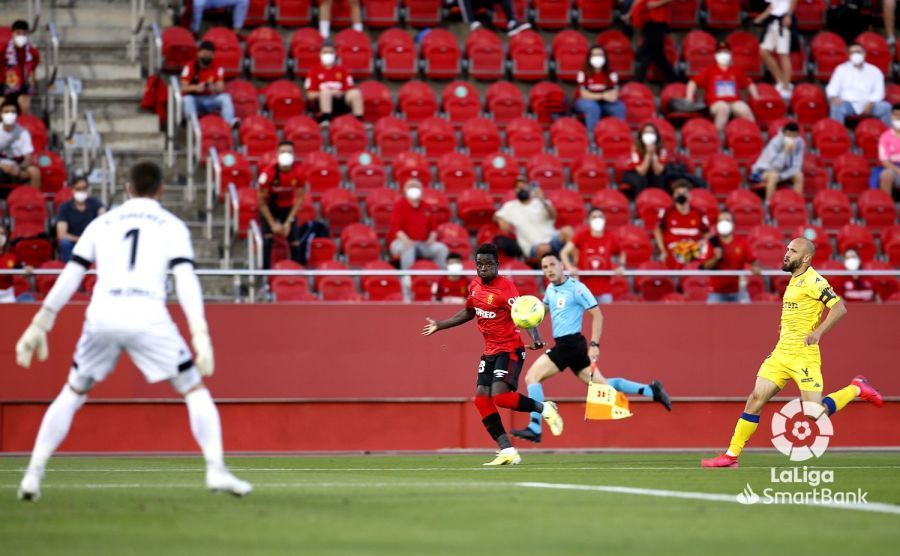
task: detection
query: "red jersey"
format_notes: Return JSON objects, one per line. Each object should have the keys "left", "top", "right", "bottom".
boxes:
{"left": 658, "top": 207, "right": 709, "bottom": 266}
{"left": 703, "top": 235, "right": 755, "bottom": 294}
{"left": 576, "top": 70, "right": 619, "bottom": 97}
{"left": 839, "top": 278, "right": 876, "bottom": 302}
{"left": 571, "top": 226, "right": 621, "bottom": 295}
{"left": 632, "top": 0, "right": 672, "bottom": 27}
{"left": 388, "top": 198, "right": 436, "bottom": 242}
{"left": 628, "top": 147, "right": 668, "bottom": 170}
{"left": 694, "top": 65, "right": 751, "bottom": 105}
{"left": 258, "top": 162, "right": 306, "bottom": 209}
{"left": 0, "top": 250, "right": 19, "bottom": 289}
{"left": 3, "top": 42, "right": 40, "bottom": 94}
{"left": 304, "top": 63, "right": 354, "bottom": 93}
{"left": 180, "top": 61, "right": 224, "bottom": 96}
{"left": 435, "top": 276, "right": 469, "bottom": 300}
{"left": 466, "top": 276, "right": 524, "bottom": 355}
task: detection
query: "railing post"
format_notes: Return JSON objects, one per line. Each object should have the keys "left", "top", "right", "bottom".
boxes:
{"left": 206, "top": 147, "right": 220, "bottom": 240}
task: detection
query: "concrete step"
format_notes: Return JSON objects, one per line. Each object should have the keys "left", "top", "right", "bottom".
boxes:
{"left": 104, "top": 133, "right": 167, "bottom": 152}
{"left": 50, "top": 7, "right": 136, "bottom": 28}
{"left": 59, "top": 45, "right": 132, "bottom": 65}
{"left": 61, "top": 62, "right": 142, "bottom": 81}
{"left": 52, "top": 111, "right": 160, "bottom": 134}
{"left": 57, "top": 26, "right": 135, "bottom": 45}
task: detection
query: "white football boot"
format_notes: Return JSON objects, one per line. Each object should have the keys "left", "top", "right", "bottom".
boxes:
{"left": 206, "top": 466, "right": 253, "bottom": 497}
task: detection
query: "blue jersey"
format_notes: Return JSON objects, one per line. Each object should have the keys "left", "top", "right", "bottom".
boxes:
{"left": 543, "top": 278, "right": 598, "bottom": 339}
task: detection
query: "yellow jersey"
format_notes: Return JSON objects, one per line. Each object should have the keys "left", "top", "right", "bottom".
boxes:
{"left": 774, "top": 267, "right": 840, "bottom": 354}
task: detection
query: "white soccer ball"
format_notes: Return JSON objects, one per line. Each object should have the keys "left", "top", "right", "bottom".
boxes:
{"left": 510, "top": 295, "right": 545, "bottom": 329}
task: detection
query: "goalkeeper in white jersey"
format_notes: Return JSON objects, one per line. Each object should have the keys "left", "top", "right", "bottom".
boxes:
{"left": 15, "top": 161, "right": 252, "bottom": 501}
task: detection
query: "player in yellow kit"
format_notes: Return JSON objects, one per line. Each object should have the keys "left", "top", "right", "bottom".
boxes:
{"left": 701, "top": 237, "right": 883, "bottom": 468}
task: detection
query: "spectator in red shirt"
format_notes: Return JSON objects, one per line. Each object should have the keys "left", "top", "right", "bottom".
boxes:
{"left": 838, "top": 249, "right": 877, "bottom": 302}
{"left": 628, "top": 0, "right": 678, "bottom": 83}
{"left": 621, "top": 122, "right": 667, "bottom": 198}
{"left": 257, "top": 141, "right": 306, "bottom": 268}
{"left": 2, "top": 20, "right": 40, "bottom": 115}
{"left": 389, "top": 179, "right": 449, "bottom": 269}
{"left": 435, "top": 252, "right": 470, "bottom": 302}
{"left": 701, "top": 211, "right": 760, "bottom": 303}
{"left": 305, "top": 40, "right": 363, "bottom": 126}
{"left": 686, "top": 41, "right": 759, "bottom": 131}
{"left": 560, "top": 207, "right": 624, "bottom": 304}
{"left": 654, "top": 179, "right": 711, "bottom": 268}
{"left": 180, "top": 41, "right": 235, "bottom": 126}
{"left": 574, "top": 45, "right": 626, "bottom": 139}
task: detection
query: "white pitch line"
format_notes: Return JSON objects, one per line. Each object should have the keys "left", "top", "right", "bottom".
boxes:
{"left": 1, "top": 465, "right": 899, "bottom": 473}
{"left": 517, "top": 482, "right": 900, "bottom": 516}
{"left": 0, "top": 481, "right": 503, "bottom": 490}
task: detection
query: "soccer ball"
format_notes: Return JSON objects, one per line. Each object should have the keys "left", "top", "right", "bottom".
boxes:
{"left": 510, "top": 295, "right": 545, "bottom": 329}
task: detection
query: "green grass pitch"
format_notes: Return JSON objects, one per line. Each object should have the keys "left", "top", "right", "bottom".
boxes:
{"left": 1, "top": 452, "right": 898, "bottom": 555}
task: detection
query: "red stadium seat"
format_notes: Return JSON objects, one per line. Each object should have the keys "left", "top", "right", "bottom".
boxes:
{"left": 35, "top": 152, "right": 67, "bottom": 194}
{"left": 572, "top": 154, "right": 610, "bottom": 195}
{"left": 273, "top": 0, "right": 312, "bottom": 27}
{"left": 529, "top": 81, "right": 567, "bottom": 124}
{"left": 347, "top": 151, "right": 387, "bottom": 193}
{"left": 162, "top": 27, "right": 198, "bottom": 73}
{"left": 7, "top": 186, "right": 47, "bottom": 230}
{"left": 398, "top": 80, "right": 439, "bottom": 125}
{"left": 591, "top": 188, "right": 631, "bottom": 228}
{"left": 53, "top": 188, "right": 73, "bottom": 214}
{"left": 283, "top": 115, "right": 322, "bottom": 155}
{"left": 305, "top": 151, "right": 343, "bottom": 194}
{"left": 854, "top": 118, "right": 888, "bottom": 163}
{"left": 832, "top": 152, "right": 871, "bottom": 199}
{"left": 436, "top": 222, "right": 472, "bottom": 258}
{"left": 866, "top": 261, "right": 899, "bottom": 301}
{"left": 635, "top": 188, "right": 672, "bottom": 231}
{"left": 682, "top": 30, "right": 716, "bottom": 78}
{"left": 17, "top": 115, "right": 47, "bottom": 153}
{"left": 683, "top": 118, "right": 721, "bottom": 165}
{"left": 509, "top": 30, "right": 549, "bottom": 81}
{"left": 246, "top": 27, "right": 287, "bottom": 79}
{"left": 725, "top": 32, "right": 760, "bottom": 76}
{"left": 290, "top": 28, "right": 323, "bottom": 78}
{"left": 769, "top": 188, "right": 808, "bottom": 230}
{"left": 670, "top": 0, "right": 700, "bottom": 29}
{"left": 421, "top": 28, "right": 461, "bottom": 80}
{"left": 315, "top": 261, "right": 361, "bottom": 301}
{"left": 810, "top": 31, "right": 847, "bottom": 82}
{"left": 790, "top": 85, "right": 829, "bottom": 129}
{"left": 323, "top": 189, "right": 364, "bottom": 234}
{"left": 457, "top": 188, "right": 496, "bottom": 230}
{"left": 594, "top": 117, "right": 632, "bottom": 160}
{"left": 438, "top": 152, "right": 477, "bottom": 196}
{"left": 326, "top": 0, "right": 356, "bottom": 28}
{"left": 811, "top": 118, "right": 852, "bottom": 163}
{"left": 334, "top": 29, "right": 374, "bottom": 79}
{"left": 855, "top": 31, "right": 891, "bottom": 75}
{"left": 393, "top": 150, "right": 432, "bottom": 186}
{"left": 681, "top": 263, "right": 712, "bottom": 300}
{"left": 365, "top": 187, "right": 400, "bottom": 234}
{"left": 34, "top": 261, "right": 65, "bottom": 297}
{"left": 882, "top": 225, "right": 900, "bottom": 266}
{"left": 238, "top": 115, "right": 277, "bottom": 162}
{"left": 358, "top": 81, "right": 393, "bottom": 123}
{"left": 262, "top": 80, "right": 305, "bottom": 128}
{"left": 466, "top": 29, "right": 506, "bottom": 81}
{"left": 270, "top": 260, "right": 316, "bottom": 302}
{"left": 856, "top": 189, "right": 897, "bottom": 229}
{"left": 837, "top": 224, "right": 876, "bottom": 262}
{"left": 545, "top": 189, "right": 585, "bottom": 228}
{"left": 482, "top": 152, "right": 521, "bottom": 192}
{"left": 703, "top": 153, "right": 742, "bottom": 196}
{"left": 418, "top": 116, "right": 457, "bottom": 159}
{"left": 575, "top": 0, "right": 614, "bottom": 30}
{"left": 13, "top": 235, "right": 53, "bottom": 267}
{"left": 377, "top": 28, "right": 418, "bottom": 81}
{"left": 527, "top": 153, "right": 566, "bottom": 190}
{"left": 801, "top": 154, "right": 828, "bottom": 199}
{"left": 442, "top": 81, "right": 482, "bottom": 124}
{"left": 373, "top": 116, "right": 412, "bottom": 159}
{"left": 507, "top": 116, "right": 546, "bottom": 159}
{"left": 550, "top": 117, "right": 590, "bottom": 162}
{"left": 749, "top": 83, "right": 787, "bottom": 128}
{"left": 501, "top": 259, "right": 540, "bottom": 296}
{"left": 725, "top": 118, "right": 764, "bottom": 168}
{"left": 813, "top": 189, "right": 852, "bottom": 228}
{"left": 329, "top": 114, "right": 368, "bottom": 159}
{"left": 200, "top": 114, "right": 234, "bottom": 156}
{"left": 409, "top": 260, "right": 440, "bottom": 301}
{"left": 225, "top": 80, "right": 261, "bottom": 120}
{"left": 361, "top": 261, "right": 403, "bottom": 300}
{"left": 490, "top": 0, "right": 528, "bottom": 29}
{"left": 462, "top": 117, "right": 502, "bottom": 160}
{"left": 705, "top": 0, "right": 741, "bottom": 29}
{"left": 217, "top": 150, "right": 253, "bottom": 196}
{"left": 307, "top": 237, "right": 337, "bottom": 266}
{"left": 619, "top": 82, "right": 656, "bottom": 127}
{"left": 201, "top": 28, "right": 242, "bottom": 79}
{"left": 751, "top": 232, "right": 787, "bottom": 268}
{"left": 689, "top": 187, "right": 720, "bottom": 223}
{"left": 613, "top": 224, "right": 652, "bottom": 266}
{"left": 552, "top": 30, "right": 590, "bottom": 82}
{"left": 725, "top": 189, "right": 765, "bottom": 232}
{"left": 888, "top": 83, "right": 900, "bottom": 106}
{"left": 795, "top": 0, "right": 825, "bottom": 31}
{"left": 234, "top": 187, "right": 258, "bottom": 236}
{"left": 596, "top": 30, "right": 634, "bottom": 80}
{"left": 636, "top": 261, "right": 675, "bottom": 301}
{"left": 362, "top": 0, "right": 400, "bottom": 28}
{"left": 534, "top": 0, "right": 573, "bottom": 29}
{"left": 485, "top": 81, "right": 526, "bottom": 126}
{"left": 660, "top": 82, "right": 702, "bottom": 124}
{"left": 795, "top": 224, "right": 832, "bottom": 264}
{"left": 406, "top": 0, "right": 442, "bottom": 27}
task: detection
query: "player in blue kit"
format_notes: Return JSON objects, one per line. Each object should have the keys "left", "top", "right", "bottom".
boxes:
{"left": 511, "top": 253, "right": 672, "bottom": 443}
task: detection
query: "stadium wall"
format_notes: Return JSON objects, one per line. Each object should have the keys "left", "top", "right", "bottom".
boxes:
{"left": 1, "top": 304, "right": 898, "bottom": 451}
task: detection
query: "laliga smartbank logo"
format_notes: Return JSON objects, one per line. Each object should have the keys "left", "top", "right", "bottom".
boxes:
{"left": 770, "top": 399, "right": 833, "bottom": 462}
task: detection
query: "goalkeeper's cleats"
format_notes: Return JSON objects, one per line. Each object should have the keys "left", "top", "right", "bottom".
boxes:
{"left": 541, "top": 400, "right": 564, "bottom": 436}
{"left": 851, "top": 375, "right": 883, "bottom": 408}
{"left": 483, "top": 448, "right": 522, "bottom": 466}
{"left": 511, "top": 428, "right": 541, "bottom": 443}
{"left": 700, "top": 454, "right": 739, "bottom": 468}
{"left": 206, "top": 466, "right": 253, "bottom": 496}
{"left": 650, "top": 380, "right": 672, "bottom": 411}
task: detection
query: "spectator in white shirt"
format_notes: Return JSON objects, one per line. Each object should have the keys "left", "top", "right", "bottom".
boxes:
{"left": 826, "top": 43, "right": 891, "bottom": 126}
{"left": 0, "top": 99, "right": 39, "bottom": 194}
{"left": 754, "top": 0, "right": 795, "bottom": 100}
{"left": 494, "top": 178, "right": 572, "bottom": 261}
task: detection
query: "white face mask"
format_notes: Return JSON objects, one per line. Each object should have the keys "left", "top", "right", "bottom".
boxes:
{"left": 73, "top": 191, "right": 89, "bottom": 203}
{"left": 641, "top": 133, "right": 657, "bottom": 146}
{"left": 892, "top": 119, "right": 900, "bottom": 130}
{"left": 783, "top": 136, "right": 796, "bottom": 148}
{"left": 717, "top": 219, "right": 734, "bottom": 236}
{"left": 844, "top": 256, "right": 860, "bottom": 271}
{"left": 13, "top": 35, "right": 27, "bottom": 48}
{"left": 589, "top": 217, "right": 606, "bottom": 233}
{"left": 0, "top": 234, "right": 6, "bottom": 248}
{"left": 850, "top": 52, "right": 865, "bottom": 66}
{"left": 447, "top": 262, "right": 463, "bottom": 273}
{"left": 405, "top": 187, "right": 422, "bottom": 201}
{"left": 277, "top": 152, "right": 294, "bottom": 167}
{"left": 321, "top": 52, "right": 336, "bottom": 66}
{"left": 2, "top": 112, "right": 17, "bottom": 126}
{"left": 715, "top": 52, "right": 731, "bottom": 67}
{"left": 590, "top": 56, "right": 605, "bottom": 69}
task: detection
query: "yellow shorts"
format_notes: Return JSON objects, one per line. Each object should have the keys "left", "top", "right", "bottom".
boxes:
{"left": 757, "top": 350, "right": 823, "bottom": 392}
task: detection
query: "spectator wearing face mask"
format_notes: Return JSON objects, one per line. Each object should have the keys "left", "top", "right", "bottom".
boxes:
{"left": 55, "top": 175, "right": 106, "bottom": 263}
{"left": 305, "top": 41, "right": 364, "bottom": 126}
{"left": 495, "top": 178, "right": 572, "bottom": 261}
{"left": 389, "top": 179, "right": 449, "bottom": 269}
{"left": 560, "top": 208, "right": 624, "bottom": 304}
{"left": 686, "top": 42, "right": 759, "bottom": 132}
{"left": 434, "top": 252, "right": 469, "bottom": 302}
{"left": 621, "top": 123, "right": 667, "bottom": 198}
{"left": 191, "top": 0, "right": 249, "bottom": 34}
{"left": 257, "top": 141, "right": 306, "bottom": 268}
{"left": 874, "top": 103, "right": 900, "bottom": 196}
{"left": 701, "top": 211, "right": 759, "bottom": 303}
{"left": 628, "top": 0, "right": 679, "bottom": 83}
{"left": 2, "top": 20, "right": 39, "bottom": 114}
{"left": 180, "top": 41, "right": 236, "bottom": 126}
{"left": 826, "top": 43, "right": 892, "bottom": 127}
{"left": 0, "top": 99, "right": 39, "bottom": 195}
{"left": 750, "top": 121, "right": 804, "bottom": 202}
{"left": 654, "top": 179, "right": 711, "bottom": 268}
{"left": 836, "top": 249, "right": 876, "bottom": 302}
{"left": 574, "top": 45, "right": 626, "bottom": 139}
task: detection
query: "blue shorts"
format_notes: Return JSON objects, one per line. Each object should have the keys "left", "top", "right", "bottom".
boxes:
{"left": 529, "top": 233, "right": 565, "bottom": 258}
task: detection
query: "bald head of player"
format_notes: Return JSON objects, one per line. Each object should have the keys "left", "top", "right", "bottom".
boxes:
{"left": 782, "top": 237, "right": 815, "bottom": 275}
{"left": 127, "top": 160, "right": 163, "bottom": 199}
{"left": 474, "top": 243, "right": 499, "bottom": 283}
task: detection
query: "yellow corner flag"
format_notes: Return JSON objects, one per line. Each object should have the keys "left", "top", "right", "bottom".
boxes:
{"left": 585, "top": 369, "right": 633, "bottom": 420}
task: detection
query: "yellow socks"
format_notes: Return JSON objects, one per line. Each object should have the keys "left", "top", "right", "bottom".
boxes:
{"left": 726, "top": 412, "right": 760, "bottom": 457}
{"left": 823, "top": 384, "right": 860, "bottom": 415}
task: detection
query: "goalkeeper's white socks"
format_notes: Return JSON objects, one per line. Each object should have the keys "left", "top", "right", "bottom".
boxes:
{"left": 185, "top": 388, "right": 224, "bottom": 470}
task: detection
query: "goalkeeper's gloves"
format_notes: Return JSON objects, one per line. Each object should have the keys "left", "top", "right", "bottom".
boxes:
{"left": 190, "top": 322, "right": 215, "bottom": 377}
{"left": 16, "top": 307, "right": 56, "bottom": 368}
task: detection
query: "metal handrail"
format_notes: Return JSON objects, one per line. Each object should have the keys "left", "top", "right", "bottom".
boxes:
{"left": 62, "top": 76, "right": 79, "bottom": 164}
{"left": 205, "top": 147, "right": 221, "bottom": 240}
{"left": 247, "top": 220, "right": 264, "bottom": 302}
{"left": 101, "top": 147, "right": 116, "bottom": 206}
{"left": 43, "top": 21, "right": 59, "bottom": 117}
{"left": 223, "top": 182, "right": 240, "bottom": 268}
{"left": 27, "top": 0, "right": 42, "bottom": 34}
{"left": 186, "top": 112, "right": 201, "bottom": 202}
{"left": 130, "top": 0, "right": 147, "bottom": 63}
{"left": 82, "top": 111, "right": 100, "bottom": 174}
{"left": 166, "top": 75, "right": 182, "bottom": 167}
{"left": 148, "top": 22, "right": 163, "bottom": 75}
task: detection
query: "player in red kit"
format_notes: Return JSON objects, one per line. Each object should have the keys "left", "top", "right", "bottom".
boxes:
{"left": 422, "top": 244, "right": 564, "bottom": 465}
